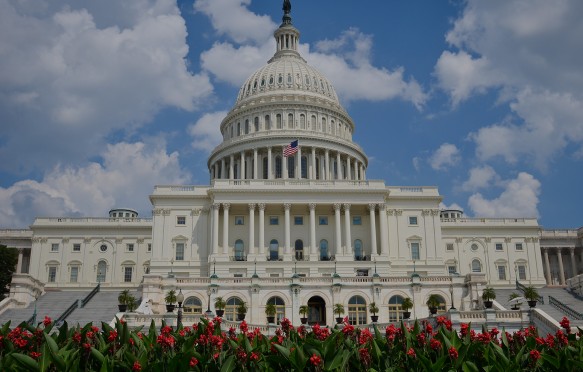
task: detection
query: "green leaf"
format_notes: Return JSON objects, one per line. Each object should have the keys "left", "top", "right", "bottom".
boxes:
{"left": 325, "top": 351, "right": 345, "bottom": 371}
{"left": 91, "top": 347, "right": 105, "bottom": 364}
{"left": 274, "top": 343, "right": 291, "bottom": 359}
{"left": 43, "top": 332, "right": 66, "bottom": 370}
{"left": 38, "top": 343, "right": 50, "bottom": 372}
{"left": 462, "top": 361, "right": 479, "bottom": 372}
{"left": 11, "top": 353, "right": 40, "bottom": 371}
{"left": 220, "top": 355, "right": 236, "bottom": 372}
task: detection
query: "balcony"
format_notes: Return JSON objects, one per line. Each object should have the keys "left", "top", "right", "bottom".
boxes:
{"left": 354, "top": 255, "right": 370, "bottom": 261}
{"left": 230, "top": 255, "right": 247, "bottom": 262}
{"left": 319, "top": 255, "right": 335, "bottom": 261}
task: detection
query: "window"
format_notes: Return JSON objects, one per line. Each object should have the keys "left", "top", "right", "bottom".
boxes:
{"left": 319, "top": 240, "right": 329, "bottom": 260}
{"left": 471, "top": 243, "right": 479, "bottom": 251}
{"left": 356, "top": 269, "right": 369, "bottom": 276}
{"left": 353, "top": 216, "right": 362, "bottom": 225}
{"left": 147, "top": 244, "right": 152, "bottom": 252}
{"left": 73, "top": 244, "right": 81, "bottom": 252}
{"left": 411, "top": 242, "right": 420, "bottom": 260}
{"left": 48, "top": 267, "right": 57, "bottom": 282}
{"left": 495, "top": 243, "right": 503, "bottom": 251}
{"left": 267, "top": 296, "right": 286, "bottom": 323}
{"left": 70, "top": 266, "right": 79, "bottom": 283}
{"left": 498, "top": 265, "right": 507, "bottom": 280}
{"left": 51, "top": 243, "right": 59, "bottom": 252}
{"left": 126, "top": 244, "right": 134, "bottom": 252}
{"left": 263, "top": 157, "right": 269, "bottom": 179}
{"left": 516, "top": 265, "right": 527, "bottom": 280}
{"left": 269, "top": 239, "right": 279, "bottom": 261}
{"left": 319, "top": 216, "right": 328, "bottom": 225}
{"left": 448, "top": 265, "right": 457, "bottom": 274}
{"left": 100, "top": 244, "right": 108, "bottom": 252}
{"left": 348, "top": 296, "right": 367, "bottom": 325}
{"left": 295, "top": 239, "right": 304, "bottom": 261}
{"left": 429, "top": 294, "right": 447, "bottom": 314}
{"left": 124, "top": 267, "right": 133, "bottom": 283}
{"left": 515, "top": 243, "right": 523, "bottom": 251}
{"left": 175, "top": 243, "right": 185, "bottom": 261}
{"left": 388, "top": 295, "right": 406, "bottom": 322}
{"left": 234, "top": 240, "right": 245, "bottom": 261}
{"left": 301, "top": 156, "right": 308, "bottom": 178}
{"left": 354, "top": 239, "right": 363, "bottom": 260}
{"left": 269, "top": 216, "right": 279, "bottom": 225}
{"left": 472, "top": 259, "right": 482, "bottom": 273}
{"left": 294, "top": 216, "right": 303, "bottom": 225}
{"left": 96, "top": 261, "right": 107, "bottom": 282}
{"left": 176, "top": 216, "right": 186, "bottom": 225}
{"left": 225, "top": 297, "right": 243, "bottom": 321}
{"left": 446, "top": 243, "right": 454, "bottom": 251}
{"left": 409, "top": 216, "right": 418, "bottom": 225}
{"left": 287, "top": 156, "right": 295, "bottom": 178}
{"left": 184, "top": 297, "right": 202, "bottom": 314}
{"left": 235, "top": 216, "right": 244, "bottom": 225}
{"left": 275, "top": 156, "right": 282, "bottom": 178}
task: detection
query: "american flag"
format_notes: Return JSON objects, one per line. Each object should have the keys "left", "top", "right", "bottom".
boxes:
{"left": 283, "top": 140, "right": 299, "bottom": 157}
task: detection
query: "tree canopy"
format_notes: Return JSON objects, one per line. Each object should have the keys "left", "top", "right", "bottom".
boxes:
{"left": 0, "top": 244, "right": 18, "bottom": 300}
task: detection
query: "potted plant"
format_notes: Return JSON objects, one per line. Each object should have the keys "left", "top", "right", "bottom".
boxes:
{"left": 214, "top": 297, "right": 226, "bottom": 317}
{"left": 165, "top": 290, "right": 177, "bottom": 312}
{"left": 299, "top": 305, "right": 309, "bottom": 324}
{"left": 482, "top": 287, "right": 496, "bottom": 309}
{"left": 333, "top": 303, "right": 345, "bottom": 324}
{"left": 117, "top": 289, "right": 131, "bottom": 312}
{"left": 237, "top": 301, "right": 248, "bottom": 321}
{"left": 126, "top": 293, "right": 137, "bottom": 312}
{"left": 402, "top": 297, "right": 413, "bottom": 319}
{"left": 369, "top": 302, "right": 379, "bottom": 323}
{"left": 265, "top": 303, "right": 277, "bottom": 324}
{"left": 426, "top": 294, "right": 441, "bottom": 315}
{"left": 524, "top": 286, "right": 540, "bottom": 308}
{"left": 508, "top": 292, "right": 522, "bottom": 310}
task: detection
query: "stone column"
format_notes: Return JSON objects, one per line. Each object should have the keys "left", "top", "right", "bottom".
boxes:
{"left": 284, "top": 203, "right": 291, "bottom": 255}
{"left": 16, "top": 249, "right": 23, "bottom": 274}
{"left": 253, "top": 149, "right": 258, "bottom": 180}
{"left": 240, "top": 151, "right": 246, "bottom": 180}
{"left": 283, "top": 147, "right": 288, "bottom": 180}
{"left": 229, "top": 155, "right": 234, "bottom": 179}
{"left": 346, "top": 157, "right": 351, "bottom": 181}
{"left": 258, "top": 203, "right": 266, "bottom": 256}
{"left": 543, "top": 247, "right": 551, "bottom": 285}
{"left": 221, "top": 158, "right": 226, "bottom": 179}
{"left": 267, "top": 147, "right": 273, "bottom": 180}
{"left": 334, "top": 203, "right": 342, "bottom": 256}
{"left": 324, "top": 149, "right": 330, "bottom": 180}
{"left": 248, "top": 204, "right": 255, "bottom": 256}
{"left": 309, "top": 203, "right": 317, "bottom": 259}
{"left": 570, "top": 247, "right": 577, "bottom": 278}
{"left": 213, "top": 163, "right": 218, "bottom": 179}
{"left": 369, "top": 203, "right": 378, "bottom": 257}
{"left": 335, "top": 153, "right": 340, "bottom": 179}
{"left": 343, "top": 204, "right": 352, "bottom": 257}
{"left": 212, "top": 203, "right": 220, "bottom": 255}
{"left": 379, "top": 204, "right": 389, "bottom": 256}
{"left": 222, "top": 203, "right": 230, "bottom": 255}
{"left": 558, "top": 249, "right": 566, "bottom": 285}
{"left": 311, "top": 148, "right": 316, "bottom": 180}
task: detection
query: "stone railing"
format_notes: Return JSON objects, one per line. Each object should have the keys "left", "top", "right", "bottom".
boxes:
{"left": 34, "top": 217, "right": 152, "bottom": 224}
{"left": 212, "top": 179, "right": 385, "bottom": 189}
{"left": 531, "top": 308, "right": 561, "bottom": 336}
{"left": 440, "top": 217, "right": 537, "bottom": 225}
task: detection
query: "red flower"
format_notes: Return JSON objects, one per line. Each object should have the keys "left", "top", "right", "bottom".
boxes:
{"left": 358, "top": 329, "right": 373, "bottom": 345}
{"left": 86, "top": 331, "right": 94, "bottom": 339}
{"left": 430, "top": 338, "right": 442, "bottom": 351}
{"left": 91, "top": 326, "right": 99, "bottom": 333}
{"left": 560, "top": 317, "right": 570, "bottom": 332}
{"left": 73, "top": 332, "right": 81, "bottom": 343}
{"left": 43, "top": 316, "right": 52, "bottom": 327}
{"left": 342, "top": 322, "right": 355, "bottom": 336}
{"left": 132, "top": 361, "right": 142, "bottom": 371}
{"left": 407, "top": 347, "right": 416, "bottom": 358}
{"left": 249, "top": 352, "right": 260, "bottom": 362}
{"left": 240, "top": 320, "right": 248, "bottom": 334}
{"left": 30, "top": 351, "right": 42, "bottom": 359}
{"left": 358, "top": 348, "right": 371, "bottom": 366}
{"left": 189, "top": 357, "right": 199, "bottom": 367}
{"left": 310, "top": 353, "right": 322, "bottom": 366}
{"left": 161, "top": 326, "right": 172, "bottom": 335}
{"left": 108, "top": 330, "right": 118, "bottom": 342}
{"left": 530, "top": 350, "right": 541, "bottom": 361}
{"left": 448, "top": 346, "right": 458, "bottom": 359}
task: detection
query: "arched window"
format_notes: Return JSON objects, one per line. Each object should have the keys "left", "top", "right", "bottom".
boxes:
{"left": 319, "top": 240, "right": 329, "bottom": 261}
{"left": 275, "top": 156, "right": 282, "bottom": 179}
{"left": 388, "top": 295, "right": 405, "bottom": 322}
{"left": 96, "top": 260, "right": 107, "bottom": 283}
{"left": 254, "top": 117, "right": 259, "bottom": 132}
{"left": 429, "top": 294, "right": 447, "bottom": 314}
{"left": 331, "top": 120, "right": 336, "bottom": 135}
{"left": 300, "top": 114, "right": 306, "bottom": 129}
{"left": 263, "top": 157, "right": 269, "bottom": 179}
{"left": 301, "top": 156, "right": 308, "bottom": 178}
{"left": 315, "top": 158, "right": 320, "bottom": 179}
{"left": 288, "top": 156, "right": 295, "bottom": 178}
{"left": 184, "top": 297, "right": 202, "bottom": 314}
{"left": 354, "top": 239, "right": 363, "bottom": 260}
{"left": 287, "top": 113, "right": 294, "bottom": 129}
{"left": 265, "top": 115, "right": 271, "bottom": 130}
{"left": 348, "top": 296, "right": 367, "bottom": 325}
{"left": 472, "top": 259, "right": 482, "bottom": 273}
{"left": 267, "top": 296, "right": 286, "bottom": 323}
{"left": 234, "top": 240, "right": 245, "bottom": 261}
{"left": 295, "top": 240, "right": 304, "bottom": 261}
{"left": 225, "top": 297, "right": 243, "bottom": 321}
{"left": 245, "top": 120, "right": 249, "bottom": 134}
{"left": 311, "top": 115, "right": 316, "bottom": 130}
{"left": 270, "top": 239, "right": 279, "bottom": 261}
{"left": 321, "top": 118, "right": 327, "bottom": 132}
{"left": 276, "top": 114, "right": 282, "bottom": 129}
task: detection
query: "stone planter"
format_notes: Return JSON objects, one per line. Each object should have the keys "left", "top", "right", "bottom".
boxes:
{"left": 237, "top": 313, "right": 246, "bottom": 321}
{"left": 118, "top": 304, "right": 127, "bottom": 312}
{"left": 403, "top": 311, "right": 411, "bottom": 319}
{"left": 166, "top": 304, "right": 175, "bottom": 312}
{"left": 336, "top": 317, "right": 344, "bottom": 324}
{"left": 370, "top": 315, "right": 379, "bottom": 323}
{"left": 429, "top": 307, "right": 438, "bottom": 315}
{"left": 527, "top": 300, "right": 537, "bottom": 308}
{"left": 266, "top": 316, "right": 275, "bottom": 324}
{"left": 484, "top": 300, "right": 493, "bottom": 309}
{"left": 215, "top": 309, "right": 224, "bottom": 317}
{"left": 300, "top": 317, "right": 308, "bottom": 324}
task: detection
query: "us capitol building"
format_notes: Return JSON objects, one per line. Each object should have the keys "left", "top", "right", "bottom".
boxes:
{"left": 1, "top": 2, "right": 582, "bottom": 328}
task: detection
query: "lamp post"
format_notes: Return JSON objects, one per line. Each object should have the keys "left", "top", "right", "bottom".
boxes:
{"left": 176, "top": 289, "right": 184, "bottom": 328}
{"left": 205, "top": 287, "right": 214, "bottom": 318}
{"left": 449, "top": 279, "right": 456, "bottom": 310}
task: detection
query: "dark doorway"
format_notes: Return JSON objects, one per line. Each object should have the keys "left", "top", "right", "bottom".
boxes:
{"left": 307, "top": 296, "right": 326, "bottom": 325}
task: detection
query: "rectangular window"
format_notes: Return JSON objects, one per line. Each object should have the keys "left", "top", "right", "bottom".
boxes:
{"left": 124, "top": 267, "right": 133, "bottom": 283}
{"left": 126, "top": 243, "right": 134, "bottom": 252}
{"left": 234, "top": 273, "right": 243, "bottom": 278}
{"left": 51, "top": 243, "right": 59, "bottom": 252}
{"left": 446, "top": 243, "right": 454, "bottom": 251}
{"left": 175, "top": 243, "right": 185, "bottom": 261}
{"left": 411, "top": 242, "right": 420, "bottom": 260}
{"left": 269, "top": 216, "right": 279, "bottom": 225}
{"left": 518, "top": 265, "right": 527, "bottom": 280}
{"left": 409, "top": 216, "right": 418, "bottom": 225}
{"left": 70, "top": 267, "right": 78, "bottom": 283}
{"left": 319, "top": 216, "right": 328, "bottom": 225}
{"left": 448, "top": 265, "right": 457, "bottom": 274}
{"left": 498, "top": 265, "right": 507, "bottom": 280}
{"left": 294, "top": 216, "right": 303, "bottom": 225}
{"left": 73, "top": 243, "right": 81, "bottom": 252}
{"left": 352, "top": 216, "right": 362, "bottom": 225}
{"left": 356, "top": 269, "right": 369, "bottom": 277}
{"left": 235, "top": 216, "right": 245, "bottom": 225}
{"left": 495, "top": 243, "right": 503, "bottom": 251}
{"left": 515, "top": 243, "right": 523, "bottom": 251}
{"left": 48, "top": 267, "right": 57, "bottom": 282}
{"left": 147, "top": 243, "right": 152, "bottom": 252}
{"left": 269, "top": 273, "right": 280, "bottom": 278}
{"left": 177, "top": 216, "right": 186, "bottom": 225}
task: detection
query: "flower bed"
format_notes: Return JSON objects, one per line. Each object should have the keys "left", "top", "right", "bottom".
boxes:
{"left": 0, "top": 315, "right": 581, "bottom": 371}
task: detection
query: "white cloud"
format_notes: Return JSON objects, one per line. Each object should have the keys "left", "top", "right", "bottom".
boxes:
{"left": 468, "top": 172, "right": 541, "bottom": 218}
{"left": 188, "top": 111, "right": 228, "bottom": 152}
{"left": 0, "top": 142, "right": 191, "bottom": 228}
{"left": 429, "top": 143, "right": 460, "bottom": 170}
{"left": 461, "top": 165, "right": 498, "bottom": 192}
{"left": 0, "top": 0, "right": 213, "bottom": 173}
{"left": 439, "top": 202, "right": 464, "bottom": 212}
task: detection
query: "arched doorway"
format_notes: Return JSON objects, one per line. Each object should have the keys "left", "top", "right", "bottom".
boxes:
{"left": 307, "top": 296, "right": 326, "bottom": 325}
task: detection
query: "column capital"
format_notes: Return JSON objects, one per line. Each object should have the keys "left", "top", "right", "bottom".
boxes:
{"left": 422, "top": 209, "right": 431, "bottom": 216}
{"left": 257, "top": 203, "right": 266, "bottom": 211}
{"left": 212, "top": 203, "right": 221, "bottom": 210}
{"left": 368, "top": 203, "right": 376, "bottom": 211}
{"left": 342, "top": 203, "right": 351, "bottom": 211}
{"left": 248, "top": 203, "right": 256, "bottom": 210}
{"left": 222, "top": 203, "right": 230, "bottom": 211}
{"left": 308, "top": 203, "right": 317, "bottom": 211}
{"left": 387, "top": 209, "right": 395, "bottom": 216}
{"left": 283, "top": 203, "right": 292, "bottom": 210}
{"left": 569, "top": 246, "right": 576, "bottom": 253}
{"left": 333, "top": 203, "right": 342, "bottom": 211}
{"left": 378, "top": 204, "right": 386, "bottom": 211}
{"left": 395, "top": 209, "right": 403, "bottom": 216}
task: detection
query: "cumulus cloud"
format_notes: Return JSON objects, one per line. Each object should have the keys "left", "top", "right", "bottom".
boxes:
{"left": 188, "top": 111, "right": 227, "bottom": 152}
{"left": 439, "top": 202, "right": 464, "bottom": 212}
{"left": 468, "top": 172, "right": 541, "bottom": 218}
{"left": 0, "top": 142, "right": 191, "bottom": 228}
{"left": 0, "top": 0, "right": 213, "bottom": 174}
{"left": 429, "top": 143, "right": 460, "bottom": 170}
{"left": 461, "top": 165, "right": 498, "bottom": 192}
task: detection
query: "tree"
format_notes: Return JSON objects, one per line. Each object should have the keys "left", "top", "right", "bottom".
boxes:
{"left": 0, "top": 245, "right": 18, "bottom": 300}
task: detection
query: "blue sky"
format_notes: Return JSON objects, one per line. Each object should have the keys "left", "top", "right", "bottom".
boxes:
{"left": 1, "top": 0, "right": 582, "bottom": 229}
